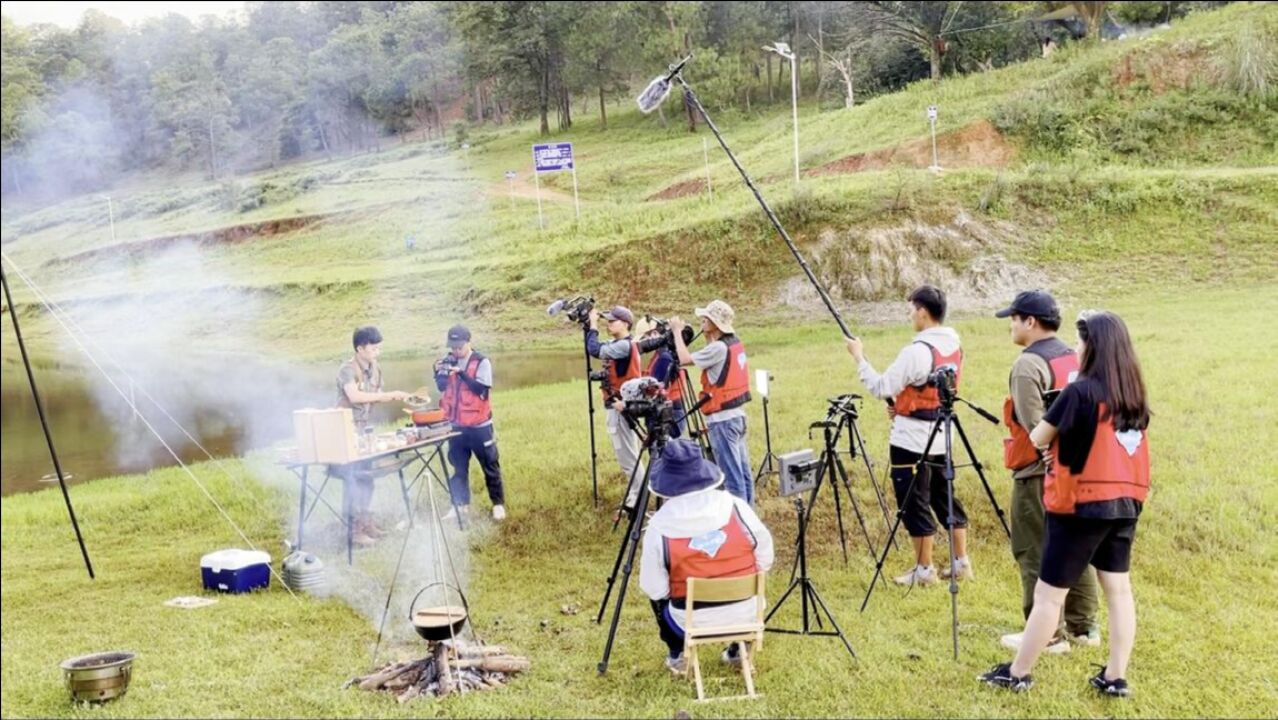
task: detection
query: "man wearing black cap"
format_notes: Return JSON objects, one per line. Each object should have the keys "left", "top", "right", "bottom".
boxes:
{"left": 587, "top": 305, "right": 645, "bottom": 502}
{"left": 435, "top": 325, "right": 505, "bottom": 521}
{"left": 639, "top": 439, "right": 773, "bottom": 674}
{"left": 995, "top": 290, "right": 1099, "bottom": 654}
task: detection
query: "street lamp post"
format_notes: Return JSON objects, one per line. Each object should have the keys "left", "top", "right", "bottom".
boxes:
{"left": 97, "top": 195, "right": 116, "bottom": 244}
{"left": 764, "top": 42, "right": 800, "bottom": 185}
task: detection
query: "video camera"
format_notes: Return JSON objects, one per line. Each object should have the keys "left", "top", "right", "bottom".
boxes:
{"left": 826, "top": 393, "right": 862, "bottom": 420}
{"left": 618, "top": 377, "right": 677, "bottom": 448}
{"left": 547, "top": 295, "right": 596, "bottom": 327}
{"left": 433, "top": 353, "right": 461, "bottom": 375}
{"left": 929, "top": 365, "right": 958, "bottom": 406}
{"left": 642, "top": 314, "right": 697, "bottom": 351}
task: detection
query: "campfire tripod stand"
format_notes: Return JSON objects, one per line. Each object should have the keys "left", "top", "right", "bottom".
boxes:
{"left": 802, "top": 395, "right": 896, "bottom": 567}
{"left": 0, "top": 261, "right": 94, "bottom": 579}
{"left": 859, "top": 394, "right": 1008, "bottom": 660}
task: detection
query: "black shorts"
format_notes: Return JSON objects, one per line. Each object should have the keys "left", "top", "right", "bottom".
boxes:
{"left": 1040, "top": 513, "right": 1138, "bottom": 588}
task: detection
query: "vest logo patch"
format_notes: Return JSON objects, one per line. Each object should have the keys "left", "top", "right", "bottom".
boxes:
{"left": 1066, "top": 370, "right": 1079, "bottom": 384}
{"left": 688, "top": 529, "right": 728, "bottom": 558}
{"left": 736, "top": 352, "right": 748, "bottom": 369}
{"left": 1116, "top": 429, "right": 1144, "bottom": 457}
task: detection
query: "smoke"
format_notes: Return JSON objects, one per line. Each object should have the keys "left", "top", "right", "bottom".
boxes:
{"left": 6, "top": 83, "right": 126, "bottom": 201}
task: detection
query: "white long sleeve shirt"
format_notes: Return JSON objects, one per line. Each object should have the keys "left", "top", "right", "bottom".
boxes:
{"left": 639, "top": 489, "right": 774, "bottom": 630}
{"left": 857, "top": 326, "right": 961, "bottom": 455}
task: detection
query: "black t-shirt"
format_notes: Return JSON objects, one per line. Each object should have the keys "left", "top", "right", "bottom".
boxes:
{"left": 1043, "top": 377, "right": 1143, "bottom": 520}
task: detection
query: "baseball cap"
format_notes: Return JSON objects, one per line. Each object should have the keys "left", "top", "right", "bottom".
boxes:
{"left": 602, "top": 306, "right": 634, "bottom": 327}
{"left": 446, "top": 324, "right": 472, "bottom": 347}
{"left": 994, "top": 290, "right": 1060, "bottom": 320}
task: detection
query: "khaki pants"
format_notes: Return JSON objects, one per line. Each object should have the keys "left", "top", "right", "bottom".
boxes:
{"left": 1011, "top": 474, "right": 1099, "bottom": 635}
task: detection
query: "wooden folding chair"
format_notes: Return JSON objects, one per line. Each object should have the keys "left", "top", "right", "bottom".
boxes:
{"left": 683, "top": 572, "right": 766, "bottom": 702}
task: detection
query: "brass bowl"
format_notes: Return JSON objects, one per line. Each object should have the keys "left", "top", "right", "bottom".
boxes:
{"left": 60, "top": 651, "right": 136, "bottom": 703}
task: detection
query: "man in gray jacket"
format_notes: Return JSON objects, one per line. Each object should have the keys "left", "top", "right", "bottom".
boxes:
{"left": 995, "top": 290, "right": 1100, "bottom": 654}
{"left": 846, "top": 285, "right": 971, "bottom": 587}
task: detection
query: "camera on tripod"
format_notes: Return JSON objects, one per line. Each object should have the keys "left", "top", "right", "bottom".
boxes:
{"left": 643, "top": 314, "right": 696, "bottom": 351}
{"left": 619, "top": 377, "right": 676, "bottom": 445}
{"left": 929, "top": 365, "right": 958, "bottom": 405}
{"left": 547, "top": 295, "right": 596, "bottom": 327}
{"left": 826, "top": 393, "right": 862, "bottom": 419}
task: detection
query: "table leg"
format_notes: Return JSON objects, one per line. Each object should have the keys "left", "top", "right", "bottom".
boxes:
{"left": 297, "top": 466, "right": 308, "bottom": 552}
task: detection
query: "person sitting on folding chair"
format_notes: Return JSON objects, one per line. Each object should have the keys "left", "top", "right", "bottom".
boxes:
{"left": 639, "top": 439, "right": 773, "bottom": 675}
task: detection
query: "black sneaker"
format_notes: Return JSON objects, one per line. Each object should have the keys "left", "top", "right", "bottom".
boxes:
{"left": 1089, "top": 665, "right": 1130, "bottom": 697}
{"left": 978, "top": 662, "right": 1033, "bottom": 692}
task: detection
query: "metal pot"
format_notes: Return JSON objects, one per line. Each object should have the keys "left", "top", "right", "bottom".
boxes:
{"left": 409, "top": 582, "right": 469, "bottom": 641}
{"left": 60, "top": 651, "right": 135, "bottom": 703}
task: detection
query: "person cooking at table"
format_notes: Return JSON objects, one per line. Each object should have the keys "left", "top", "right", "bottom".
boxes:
{"left": 336, "top": 325, "right": 414, "bottom": 546}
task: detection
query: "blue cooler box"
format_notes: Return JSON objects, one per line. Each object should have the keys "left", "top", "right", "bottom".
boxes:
{"left": 201, "top": 549, "right": 271, "bottom": 593}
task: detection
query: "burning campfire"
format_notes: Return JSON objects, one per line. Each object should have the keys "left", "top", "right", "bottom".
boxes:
{"left": 346, "top": 640, "right": 530, "bottom": 702}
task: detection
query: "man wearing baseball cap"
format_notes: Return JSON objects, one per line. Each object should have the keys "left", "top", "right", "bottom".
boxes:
{"left": 670, "top": 299, "right": 754, "bottom": 505}
{"left": 435, "top": 324, "right": 506, "bottom": 522}
{"left": 995, "top": 290, "right": 1099, "bottom": 653}
{"left": 587, "top": 305, "right": 645, "bottom": 501}
{"left": 639, "top": 439, "right": 774, "bottom": 674}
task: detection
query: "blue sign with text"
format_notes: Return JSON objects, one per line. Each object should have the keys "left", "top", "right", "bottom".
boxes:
{"left": 532, "top": 142, "right": 574, "bottom": 173}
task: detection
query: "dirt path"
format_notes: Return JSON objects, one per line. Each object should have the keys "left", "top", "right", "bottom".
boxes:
{"left": 487, "top": 176, "right": 576, "bottom": 203}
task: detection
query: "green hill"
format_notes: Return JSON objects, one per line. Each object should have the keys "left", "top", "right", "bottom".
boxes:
{"left": 2, "top": 1, "right": 1275, "bottom": 363}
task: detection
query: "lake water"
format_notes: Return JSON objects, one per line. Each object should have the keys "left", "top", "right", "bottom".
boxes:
{"left": 0, "top": 350, "right": 585, "bottom": 496}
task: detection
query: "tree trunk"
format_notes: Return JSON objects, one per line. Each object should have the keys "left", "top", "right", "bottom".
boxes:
{"left": 539, "top": 62, "right": 550, "bottom": 136}
{"left": 766, "top": 54, "right": 774, "bottom": 102}
{"left": 929, "top": 37, "right": 943, "bottom": 81}
{"left": 598, "top": 83, "right": 608, "bottom": 130}
{"left": 474, "top": 83, "right": 483, "bottom": 123}
{"left": 207, "top": 114, "right": 217, "bottom": 179}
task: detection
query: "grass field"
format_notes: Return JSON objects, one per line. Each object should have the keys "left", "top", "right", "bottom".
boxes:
{"left": 3, "top": 3, "right": 1278, "bottom": 717}
{"left": 3, "top": 281, "right": 1277, "bottom": 718}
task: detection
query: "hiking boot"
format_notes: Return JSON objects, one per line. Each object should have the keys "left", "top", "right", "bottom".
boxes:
{"left": 893, "top": 565, "right": 938, "bottom": 587}
{"left": 491, "top": 504, "right": 507, "bottom": 521}
{"left": 1069, "top": 628, "right": 1101, "bottom": 647}
{"left": 1089, "top": 665, "right": 1130, "bottom": 697}
{"left": 1000, "top": 631, "right": 1071, "bottom": 655}
{"left": 665, "top": 653, "right": 687, "bottom": 676}
{"left": 978, "top": 662, "right": 1033, "bottom": 692}
{"left": 939, "top": 556, "right": 975, "bottom": 581}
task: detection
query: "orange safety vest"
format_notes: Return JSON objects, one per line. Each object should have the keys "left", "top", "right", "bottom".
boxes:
{"left": 699, "top": 336, "right": 751, "bottom": 415}
{"left": 894, "top": 341, "right": 962, "bottom": 421}
{"left": 440, "top": 352, "right": 493, "bottom": 427}
{"left": 1003, "top": 343, "right": 1079, "bottom": 470}
{"left": 1044, "top": 402, "right": 1150, "bottom": 514}
{"left": 601, "top": 337, "right": 642, "bottom": 403}
{"left": 664, "top": 508, "right": 759, "bottom": 600}
{"left": 645, "top": 351, "right": 685, "bottom": 402}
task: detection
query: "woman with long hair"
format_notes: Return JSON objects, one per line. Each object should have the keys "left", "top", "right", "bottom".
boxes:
{"left": 980, "top": 311, "right": 1151, "bottom": 696}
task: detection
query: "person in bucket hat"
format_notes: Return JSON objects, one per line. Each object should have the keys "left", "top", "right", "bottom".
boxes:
{"left": 669, "top": 300, "right": 755, "bottom": 506}
{"left": 639, "top": 439, "right": 774, "bottom": 674}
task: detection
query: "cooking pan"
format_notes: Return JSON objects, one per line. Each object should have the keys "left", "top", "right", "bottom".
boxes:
{"left": 408, "top": 582, "right": 470, "bottom": 641}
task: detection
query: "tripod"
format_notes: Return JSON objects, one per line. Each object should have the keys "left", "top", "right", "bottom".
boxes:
{"left": 671, "top": 365, "right": 712, "bottom": 461}
{"left": 764, "top": 497, "right": 856, "bottom": 660}
{"left": 803, "top": 396, "right": 896, "bottom": 566}
{"left": 581, "top": 326, "right": 600, "bottom": 506}
{"left": 595, "top": 428, "right": 660, "bottom": 674}
{"left": 859, "top": 395, "right": 1009, "bottom": 660}
{"left": 753, "top": 387, "right": 779, "bottom": 487}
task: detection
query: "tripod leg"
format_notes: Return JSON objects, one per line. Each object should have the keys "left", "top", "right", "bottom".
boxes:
{"left": 826, "top": 449, "right": 850, "bottom": 566}
{"left": 835, "top": 453, "right": 878, "bottom": 560}
{"left": 853, "top": 419, "right": 898, "bottom": 550}
{"left": 583, "top": 337, "right": 599, "bottom": 507}
{"left": 598, "top": 471, "right": 653, "bottom": 674}
{"left": 952, "top": 416, "right": 1011, "bottom": 538}
{"left": 598, "top": 446, "right": 648, "bottom": 622}
{"left": 941, "top": 414, "right": 961, "bottom": 661}
{"left": 806, "top": 582, "right": 858, "bottom": 660}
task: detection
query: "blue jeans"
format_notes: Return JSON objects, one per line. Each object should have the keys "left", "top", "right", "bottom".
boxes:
{"left": 708, "top": 416, "right": 752, "bottom": 505}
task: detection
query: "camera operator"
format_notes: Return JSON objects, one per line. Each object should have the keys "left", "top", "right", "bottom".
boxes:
{"left": 636, "top": 318, "right": 687, "bottom": 438}
{"left": 434, "top": 325, "right": 506, "bottom": 522}
{"left": 336, "top": 326, "right": 414, "bottom": 546}
{"left": 980, "top": 311, "right": 1150, "bottom": 696}
{"left": 670, "top": 300, "right": 753, "bottom": 505}
{"left": 845, "top": 285, "right": 971, "bottom": 587}
{"left": 639, "top": 439, "right": 773, "bottom": 675}
{"left": 994, "top": 290, "right": 1099, "bottom": 655}
{"left": 586, "top": 306, "right": 645, "bottom": 496}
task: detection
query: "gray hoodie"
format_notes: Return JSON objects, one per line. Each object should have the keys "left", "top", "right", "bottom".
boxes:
{"left": 857, "top": 326, "right": 961, "bottom": 455}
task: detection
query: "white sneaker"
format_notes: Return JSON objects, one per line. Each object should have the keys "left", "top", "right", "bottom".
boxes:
{"left": 665, "top": 653, "right": 687, "bottom": 675}
{"left": 441, "top": 504, "right": 469, "bottom": 521}
{"left": 1000, "top": 631, "right": 1072, "bottom": 654}
{"left": 940, "top": 556, "right": 975, "bottom": 581}
{"left": 491, "top": 505, "right": 507, "bottom": 521}
{"left": 893, "top": 565, "right": 938, "bottom": 587}
{"left": 1069, "top": 628, "right": 1101, "bottom": 647}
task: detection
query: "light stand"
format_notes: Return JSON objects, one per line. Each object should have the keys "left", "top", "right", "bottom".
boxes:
{"left": 753, "top": 370, "right": 779, "bottom": 487}
{"left": 764, "top": 497, "right": 856, "bottom": 660}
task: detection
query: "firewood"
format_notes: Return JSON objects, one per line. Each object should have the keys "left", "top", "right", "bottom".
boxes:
{"left": 453, "top": 644, "right": 508, "bottom": 658}
{"left": 396, "top": 685, "right": 421, "bottom": 704}
{"left": 358, "top": 661, "right": 415, "bottom": 691}
{"left": 451, "top": 655, "right": 531, "bottom": 673}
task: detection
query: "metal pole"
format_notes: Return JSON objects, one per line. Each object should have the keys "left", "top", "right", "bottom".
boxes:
{"left": 571, "top": 164, "right": 581, "bottom": 220}
{"left": 702, "top": 137, "right": 713, "bottom": 201}
{"left": 790, "top": 53, "right": 800, "bottom": 185}
{"left": 534, "top": 170, "right": 545, "bottom": 230}
{"left": 0, "top": 262, "right": 95, "bottom": 579}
